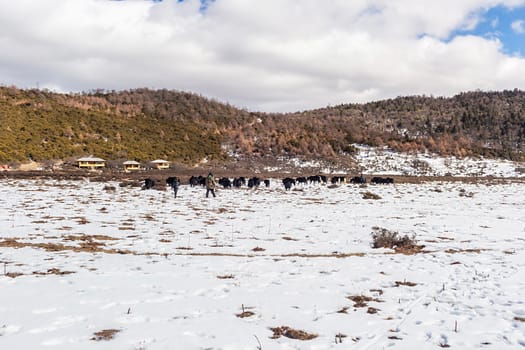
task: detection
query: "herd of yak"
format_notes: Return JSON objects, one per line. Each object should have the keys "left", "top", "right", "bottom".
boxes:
{"left": 142, "top": 174, "right": 394, "bottom": 191}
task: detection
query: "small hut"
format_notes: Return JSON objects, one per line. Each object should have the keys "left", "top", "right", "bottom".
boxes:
{"left": 77, "top": 156, "right": 106, "bottom": 169}
{"left": 151, "top": 159, "right": 170, "bottom": 170}
{"left": 123, "top": 160, "right": 141, "bottom": 171}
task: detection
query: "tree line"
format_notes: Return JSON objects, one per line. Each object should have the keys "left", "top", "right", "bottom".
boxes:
{"left": 0, "top": 86, "right": 523, "bottom": 165}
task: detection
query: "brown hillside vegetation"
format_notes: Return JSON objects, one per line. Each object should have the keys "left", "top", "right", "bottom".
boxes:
{"left": 0, "top": 86, "right": 524, "bottom": 165}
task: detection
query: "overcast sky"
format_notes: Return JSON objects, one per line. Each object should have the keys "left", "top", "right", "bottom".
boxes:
{"left": 1, "top": 0, "right": 525, "bottom": 112}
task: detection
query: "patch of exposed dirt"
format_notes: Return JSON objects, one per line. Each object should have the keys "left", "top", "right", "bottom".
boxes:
{"left": 236, "top": 310, "right": 255, "bottom": 318}
{"left": 347, "top": 295, "right": 383, "bottom": 308}
{"left": 367, "top": 307, "right": 380, "bottom": 314}
{"left": 393, "top": 244, "right": 426, "bottom": 255}
{"left": 33, "top": 268, "right": 75, "bottom": 276}
{"left": 0, "top": 238, "right": 131, "bottom": 255}
{"left": 394, "top": 280, "right": 417, "bottom": 287}
{"left": 91, "top": 329, "right": 121, "bottom": 341}
{"left": 445, "top": 248, "right": 486, "bottom": 254}
{"left": 270, "top": 326, "right": 318, "bottom": 340}
{"left": 362, "top": 191, "right": 381, "bottom": 200}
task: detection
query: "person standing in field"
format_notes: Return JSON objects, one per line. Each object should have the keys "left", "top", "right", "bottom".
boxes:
{"left": 205, "top": 172, "right": 217, "bottom": 198}
{"left": 172, "top": 177, "right": 180, "bottom": 198}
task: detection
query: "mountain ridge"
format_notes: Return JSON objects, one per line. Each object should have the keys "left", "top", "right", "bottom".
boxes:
{"left": 1, "top": 86, "right": 524, "bottom": 167}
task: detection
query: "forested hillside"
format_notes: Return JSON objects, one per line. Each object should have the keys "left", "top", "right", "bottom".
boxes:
{"left": 1, "top": 86, "right": 524, "bottom": 165}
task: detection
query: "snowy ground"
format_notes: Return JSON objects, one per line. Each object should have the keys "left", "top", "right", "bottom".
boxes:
{"left": 263, "top": 146, "right": 525, "bottom": 177}
{"left": 354, "top": 145, "right": 525, "bottom": 177}
{"left": 1, "top": 178, "right": 524, "bottom": 349}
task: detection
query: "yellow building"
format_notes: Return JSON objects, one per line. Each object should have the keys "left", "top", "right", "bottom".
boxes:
{"left": 151, "top": 159, "right": 169, "bottom": 169}
{"left": 123, "top": 160, "right": 141, "bottom": 171}
{"left": 77, "top": 156, "right": 106, "bottom": 169}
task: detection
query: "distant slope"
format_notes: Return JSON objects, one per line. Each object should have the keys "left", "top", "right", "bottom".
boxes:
{"left": 0, "top": 87, "right": 229, "bottom": 163}
{"left": 1, "top": 86, "right": 524, "bottom": 164}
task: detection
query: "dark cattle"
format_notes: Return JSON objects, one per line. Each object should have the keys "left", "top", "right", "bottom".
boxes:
{"left": 296, "top": 177, "right": 307, "bottom": 185}
{"left": 248, "top": 177, "right": 261, "bottom": 188}
{"left": 282, "top": 177, "right": 295, "bottom": 190}
{"left": 143, "top": 178, "right": 155, "bottom": 190}
{"left": 232, "top": 177, "right": 246, "bottom": 188}
{"left": 219, "top": 177, "right": 232, "bottom": 188}
{"left": 331, "top": 176, "right": 346, "bottom": 184}
{"left": 350, "top": 175, "right": 366, "bottom": 184}
{"left": 371, "top": 176, "right": 394, "bottom": 184}
{"left": 166, "top": 176, "right": 179, "bottom": 187}
{"left": 189, "top": 175, "right": 206, "bottom": 187}
{"left": 232, "top": 177, "right": 243, "bottom": 188}
{"left": 166, "top": 176, "right": 180, "bottom": 197}
{"left": 189, "top": 176, "right": 198, "bottom": 187}
{"left": 263, "top": 179, "right": 270, "bottom": 187}
{"left": 320, "top": 175, "right": 327, "bottom": 183}
{"left": 307, "top": 175, "right": 321, "bottom": 184}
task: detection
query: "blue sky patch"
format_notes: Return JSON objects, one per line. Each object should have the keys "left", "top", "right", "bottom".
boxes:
{"left": 455, "top": 5, "right": 525, "bottom": 56}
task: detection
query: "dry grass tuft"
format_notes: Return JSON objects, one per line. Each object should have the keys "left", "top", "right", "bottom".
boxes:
{"left": 371, "top": 227, "right": 424, "bottom": 254}
{"left": 75, "top": 217, "right": 90, "bottom": 225}
{"left": 335, "top": 333, "right": 347, "bottom": 343}
{"left": 362, "top": 191, "right": 381, "bottom": 200}
{"left": 0, "top": 238, "right": 131, "bottom": 255}
{"left": 33, "top": 268, "right": 75, "bottom": 276}
{"left": 5, "top": 272, "right": 24, "bottom": 278}
{"left": 91, "top": 329, "right": 120, "bottom": 341}
{"left": 142, "top": 214, "right": 155, "bottom": 221}
{"left": 394, "top": 245, "right": 425, "bottom": 255}
{"left": 270, "top": 326, "right": 318, "bottom": 340}
{"left": 64, "top": 234, "right": 118, "bottom": 242}
{"left": 236, "top": 310, "right": 255, "bottom": 318}
{"left": 394, "top": 280, "right": 417, "bottom": 287}
{"left": 347, "top": 295, "right": 382, "bottom": 308}
{"left": 459, "top": 188, "right": 474, "bottom": 198}
{"left": 367, "top": 307, "right": 380, "bottom": 314}
{"left": 445, "top": 248, "right": 485, "bottom": 254}
{"left": 279, "top": 252, "right": 365, "bottom": 258}
{"left": 437, "top": 236, "right": 455, "bottom": 241}
{"left": 388, "top": 335, "right": 403, "bottom": 340}
{"left": 337, "top": 306, "right": 349, "bottom": 314}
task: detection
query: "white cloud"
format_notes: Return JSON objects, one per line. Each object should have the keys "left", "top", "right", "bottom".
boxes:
{"left": 511, "top": 19, "right": 525, "bottom": 33}
{"left": 491, "top": 16, "right": 499, "bottom": 28}
{"left": 1, "top": 0, "right": 525, "bottom": 112}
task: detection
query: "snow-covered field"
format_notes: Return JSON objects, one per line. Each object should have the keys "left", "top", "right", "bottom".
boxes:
{"left": 354, "top": 145, "right": 525, "bottom": 177}
{"left": 1, "top": 178, "right": 524, "bottom": 349}
{"left": 263, "top": 146, "right": 525, "bottom": 177}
